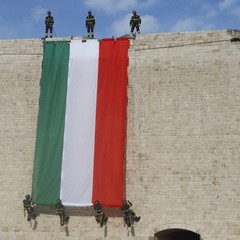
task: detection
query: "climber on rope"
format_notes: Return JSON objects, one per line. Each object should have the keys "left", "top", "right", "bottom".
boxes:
{"left": 121, "top": 199, "right": 141, "bottom": 227}
{"left": 93, "top": 200, "right": 108, "bottom": 227}
{"left": 56, "top": 199, "right": 69, "bottom": 226}
{"left": 23, "top": 194, "right": 35, "bottom": 221}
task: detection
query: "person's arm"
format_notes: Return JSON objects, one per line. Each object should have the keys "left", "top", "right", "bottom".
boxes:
{"left": 127, "top": 200, "right": 132, "bottom": 207}
{"left": 130, "top": 17, "right": 132, "bottom": 27}
{"left": 138, "top": 16, "right": 141, "bottom": 25}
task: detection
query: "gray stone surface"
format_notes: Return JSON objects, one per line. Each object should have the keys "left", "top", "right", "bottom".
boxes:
{"left": 0, "top": 30, "right": 240, "bottom": 239}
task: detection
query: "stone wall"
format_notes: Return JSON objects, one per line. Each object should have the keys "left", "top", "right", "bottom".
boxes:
{"left": 0, "top": 30, "right": 240, "bottom": 239}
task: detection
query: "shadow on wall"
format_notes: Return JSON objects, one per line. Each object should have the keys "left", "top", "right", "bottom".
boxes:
{"left": 25, "top": 205, "right": 137, "bottom": 237}
{"left": 154, "top": 228, "right": 200, "bottom": 240}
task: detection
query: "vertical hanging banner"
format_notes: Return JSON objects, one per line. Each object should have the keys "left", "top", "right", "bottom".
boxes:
{"left": 32, "top": 38, "right": 129, "bottom": 207}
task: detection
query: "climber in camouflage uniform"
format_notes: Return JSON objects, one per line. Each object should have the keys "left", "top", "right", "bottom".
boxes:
{"left": 121, "top": 199, "right": 141, "bottom": 227}
{"left": 56, "top": 199, "right": 69, "bottom": 226}
{"left": 23, "top": 194, "right": 35, "bottom": 221}
{"left": 93, "top": 200, "right": 108, "bottom": 227}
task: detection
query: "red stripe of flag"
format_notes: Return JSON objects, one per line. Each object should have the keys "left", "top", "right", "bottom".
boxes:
{"left": 92, "top": 38, "right": 129, "bottom": 207}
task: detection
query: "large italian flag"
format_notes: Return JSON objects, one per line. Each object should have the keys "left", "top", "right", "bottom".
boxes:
{"left": 31, "top": 38, "right": 129, "bottom": 207}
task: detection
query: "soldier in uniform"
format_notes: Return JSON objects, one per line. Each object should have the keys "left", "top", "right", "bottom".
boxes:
{"left": 45, "top": 11, "right": 54, "bottom": 38}
{"left": 23, "top": 194, "right": 35, "bottom": 221}
{"left": 93, "top": 200, "right": 108, "bottom": 227}
{"left": 86, "top": 10, "right": 95, "bottom": 38}
{"left": 121, "top": 199, "right": 141, "bottom": 226}
{"left": 56, "top": 199, "right": 69, "bottom": 226}
{"left": 130, "top": 10, "right": 141, "bottom": 36}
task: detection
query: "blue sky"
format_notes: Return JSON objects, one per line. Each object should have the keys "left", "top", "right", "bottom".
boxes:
{"left": 0, "top": 0, "right": 239, "bottom": 39}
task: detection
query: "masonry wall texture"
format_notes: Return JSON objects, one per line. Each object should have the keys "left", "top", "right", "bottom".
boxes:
{"left": 0, "top": 30, "right": 240, "bottom": 240}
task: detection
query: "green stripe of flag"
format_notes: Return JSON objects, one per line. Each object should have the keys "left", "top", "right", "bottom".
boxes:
{"left": 32, "top": 41, "right": 70, "bottom": 205}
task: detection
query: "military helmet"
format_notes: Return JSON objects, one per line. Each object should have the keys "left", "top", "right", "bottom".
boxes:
{"left": 95, "top": 200, "right": 100, "bottom": 205}
{"left": 25, "top": 194, "right": 30, "bottom": 200}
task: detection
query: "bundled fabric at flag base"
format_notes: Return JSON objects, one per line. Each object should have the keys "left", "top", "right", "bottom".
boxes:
{"left": 31, "top": 38, "right": 129, "bottom": 207}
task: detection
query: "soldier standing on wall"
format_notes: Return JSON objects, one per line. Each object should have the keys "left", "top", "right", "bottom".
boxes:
{"left": 45, "top": 11, "right": 54, "bottom": 38}
{"left": 121, "top": 199, "right": 141, "bottom": 227}
{"left": 23, "top": 194, "right": 35, "bottom": 221}
{"left": 130, "top": 10, "right": 141, "bottom": 36}
{"left": 86, "top": 10, "right": 95, "bottom": 38}
{"left": 93, "top": 200, "right": 108, "bottom": 227}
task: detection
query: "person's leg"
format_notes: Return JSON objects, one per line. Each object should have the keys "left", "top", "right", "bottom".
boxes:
{"left": 130, "top": 25, "right": 135, "bottom": 35}
{"left": 95, "top": 214, "right": 100, "bottom": 223}
{"left": 136, "top": 25, "right": 140, "bottom": 34}
{"left": 45, "top": 25, "right": 49, "bottom": 38}
{"left": 130, "top": 210, "right": 141, "bottom": 222}
{"left": 87, "top": 26, "right": 91, "bottom": 37}
{"left": 50, "top": 26, "right": 53, "bottom": 38}
{"left": 91, "top": 26, "right": 94, "bottom": 38}
{"left": 103, "top": 213, "right": 108, "bottom": 223}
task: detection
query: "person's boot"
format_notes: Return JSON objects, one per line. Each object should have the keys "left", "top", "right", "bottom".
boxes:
{"left": 134, "top": 216, "right": 141, "bottom": 222}
{"left": 65, "top": 216, "right": 70, "bottom": 224}
{"left": 124, "top": 216, "right": 131, "bottom": 227}
{"left": 104, "top": 216, "right": 108, "bottom": 223}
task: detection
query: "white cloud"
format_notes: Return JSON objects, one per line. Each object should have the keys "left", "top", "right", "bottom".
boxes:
{"left": 139, "top": 0, "right": 158, "bottom": 8}
{"left": 83, "top": 0, "right": 137, "bottom": 14}
{"left": 201, "top": 0, "right": 239, "bottom": 19}
{"left": 202, "top": 24, "right": 215, "bottom": 30}
{"left": 30, "top": 7, "right": 47, "bottom": 23}
{"left": 13, "top": 6, "right": 47, "bottom": 36}
{"left": 171, "top": 18, "right": 202, "bottom": 32}
{"left": 141, "top": 15, "right": 160, "bottom": 34}
{"left": 206, "top": 9, "right": 218, "bottom": 18}
{"left": 0, "top": 22, "right": 18, "bottom": 39}
{"left": 219, "top": 0, "right": 238, "bottom": 10}
{"left": 201, "top": 4, "right": 218, "bottom": 18}
{"left": 83, "top": 0, "right": 158, "bottom": 14}
{"left": 108, "top": 14, "right": 131, "bottom": 37}
{"left": 170, "top": 18, "right": 215, "bottom": 32}
{"left": 109, "top": 13, "right": 160, "bottom": 37}
{"left": 230, "top": 6, "right": 240, "bottom": 16}
{"left": 0, "top": 15, "right": 19, "bottom": 39}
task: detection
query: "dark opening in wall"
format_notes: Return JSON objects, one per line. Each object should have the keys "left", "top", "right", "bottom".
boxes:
{"left": 154, "top": 228, "right": 200, "bottom": 240}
